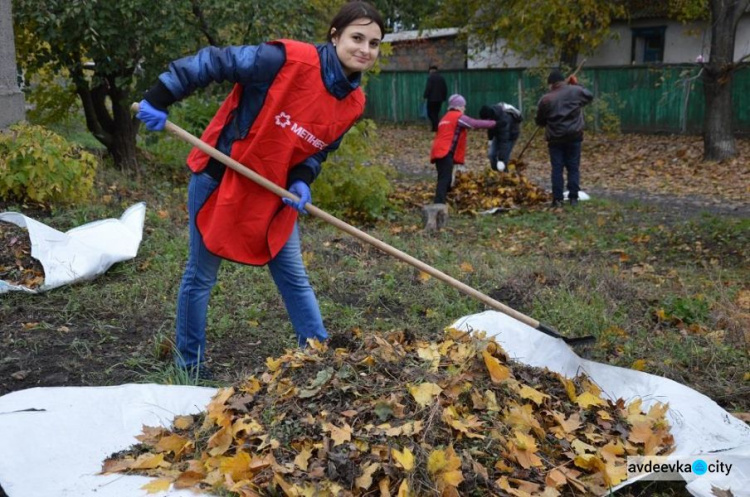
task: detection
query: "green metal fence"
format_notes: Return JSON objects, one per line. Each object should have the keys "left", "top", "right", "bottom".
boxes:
{"left": 363, "top": 66, "right": 750, "bottom": 134}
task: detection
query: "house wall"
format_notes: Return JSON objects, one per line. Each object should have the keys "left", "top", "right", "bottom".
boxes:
{"left": 468, "top": 15, "right": 750, "bottom": 68}
{"left": 381, "top": 37, "right": 467, "bottom": 71}
{"left": 586, "top": 20, "right": 706, "bottom": 66}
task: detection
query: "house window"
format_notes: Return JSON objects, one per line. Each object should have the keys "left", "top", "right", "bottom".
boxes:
{"left": 631, "top": 26, "right": 666, "bottom": 64}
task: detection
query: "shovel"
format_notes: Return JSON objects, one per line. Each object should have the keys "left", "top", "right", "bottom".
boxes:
{"left": 131, "top": 103, "right": 595, "bottom": 347}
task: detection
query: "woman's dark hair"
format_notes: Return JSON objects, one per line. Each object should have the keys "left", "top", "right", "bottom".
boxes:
{"left": 327, "top": 1, "right": 385, "bottom": 42}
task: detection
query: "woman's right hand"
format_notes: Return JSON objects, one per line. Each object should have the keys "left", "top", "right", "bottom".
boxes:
{"left": 136, "top": 100, "right": 168, "bottom": 131}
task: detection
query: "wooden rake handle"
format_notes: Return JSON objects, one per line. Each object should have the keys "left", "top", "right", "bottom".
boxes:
{"left": 131, "top": 103, "right": 593, "bottom": 346}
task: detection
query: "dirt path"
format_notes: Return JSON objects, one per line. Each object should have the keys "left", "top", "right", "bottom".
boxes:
{"left": 378, "top": 123, "right": 750, "bottom": 218}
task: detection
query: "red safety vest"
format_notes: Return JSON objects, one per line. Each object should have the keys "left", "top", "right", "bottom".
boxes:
{"left": 185, "top": 40, "right": 365, "bottom": 265}
{"left": 430, "top": 109, "right": 467, "bottom": 164}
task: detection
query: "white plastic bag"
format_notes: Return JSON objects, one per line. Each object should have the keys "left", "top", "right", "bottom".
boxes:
{"left": 0, "top": 202, "right": 146, "bottom": 293}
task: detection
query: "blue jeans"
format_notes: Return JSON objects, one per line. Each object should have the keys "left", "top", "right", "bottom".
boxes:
{"left": 488, "top": 137, "right": 518, "bottom": 169}
{"left": 548, "top": 140, "right": 582, "bottom": 201}
{"left": 175, "top": 172, "right": 327, "bottom": 368}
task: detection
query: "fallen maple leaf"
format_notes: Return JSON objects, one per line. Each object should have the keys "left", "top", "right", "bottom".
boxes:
{"left": 409, "top": 382, "right": 443, "bottom": 407}
{"left": 141, "top": 478, "right": 172, "bottom": 493}
{"left": 391, "top": 447, "right": 415, "bottom": 471}
{"left": 483, "top": 350, "right": 511, "bottom": 383}
{"left": 427, "top": 447, "right": 464, "bottom": 490}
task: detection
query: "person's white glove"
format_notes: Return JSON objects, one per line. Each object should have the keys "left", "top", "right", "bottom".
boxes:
{"left": 496, "top": 161, "right": 506, "bottom": 172}
{"left": 488, "top": 140, "right": 493, "bottom": 146}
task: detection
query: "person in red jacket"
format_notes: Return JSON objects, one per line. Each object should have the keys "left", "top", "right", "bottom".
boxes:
{"left": 135, "top": 1, "right": 384, "bottom": 380}
{"left": 429, "top": 94, "right": 497, "bottom": 204}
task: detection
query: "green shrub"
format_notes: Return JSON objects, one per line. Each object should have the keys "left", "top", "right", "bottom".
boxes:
{"left": 0, "top": 123, "right": 98, "bottom": 205}
{"left": 313, "top": 119, "right": 395, "bottom": 222}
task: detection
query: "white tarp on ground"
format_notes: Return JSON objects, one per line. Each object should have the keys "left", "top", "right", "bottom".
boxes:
{"left": 0, "top": 202, "right": 146, "bottom": 294}
{"left": 0, "top": 310, "right": 748, "bottom": 496}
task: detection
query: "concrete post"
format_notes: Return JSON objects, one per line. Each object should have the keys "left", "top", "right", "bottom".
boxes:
{"left": 0, "top": 0, "right": 26, "bottom": 129}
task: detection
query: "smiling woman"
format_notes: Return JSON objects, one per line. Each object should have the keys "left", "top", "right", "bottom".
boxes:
{"left": 133, "top": 1, "right": 384, "bottom": 380}
{"left": 328, "top": 3, "right": 383, "bottom": 75}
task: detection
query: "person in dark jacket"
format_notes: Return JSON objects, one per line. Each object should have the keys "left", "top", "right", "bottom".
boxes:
{"left": 135, "top": 1, "right": 384, "bottom": 379}
{"left": 423, "top": 65, "right": 448, "bottom": 132}
{"left": 535, "top": 69, "right": 594, "bottom": 207}
{"left": 479, "top": 102, "right": 523, "bottom": 171}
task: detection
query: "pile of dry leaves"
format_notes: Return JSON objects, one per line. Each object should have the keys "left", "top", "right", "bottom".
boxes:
{"left": 0, "top": 221, "right": 44, "bottom": 289}
{"left": 103, "top": 328, "right": 673, "bottom": 496}
{"left": 390, "top": 170, "right": 550, "bottom": 214}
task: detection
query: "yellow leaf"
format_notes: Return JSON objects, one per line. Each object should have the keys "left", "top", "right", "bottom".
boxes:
{"left": 504, "top": 403, "right": 544, "bottom": 437}
{"left": 599, "top": 441, "right": 625, "bottom": 463}
{"left": 295, "top": 447, "right": 313, "bottom": 471}
{"left": 558, "top": 376, "right": 578, "bottom": 402}
{"left": 427, "top": 447, "right": 464, "bottom": 489}
{"left": 408, "top": 382, "right": 443, "bottom": 407}
{"left": 576, "top": 391, "right": 606, "bottom": 409}
{"left": 631, "top": 359, "right": 647, "bottom": 371}
{"left": 459, "top": 262, "right": 474, "bottom": 272}
{"left": 141, "top": 478, "right": 172, "bottom": 493}
{"left": 173, "top": 415, "right": 195, "bottom": 430}
{"left": 355, "top": 462, "right": 381, "bottom": 489}
{"left": 397, "top": 479, "right": 411, "bottom": 497}
{"left": 323, "top": 422, "right": 352, "bottom": 446}
{"left": 207, "top": 426, "right": 233, "bottom": 456}
{"left": 219, "top": 451, "right": 253, "bottom": 481}
{"left": 392, "top": 447, "right": 415, "bottom": 471}
{"left": 173, "top": 470, "right": 204, "bottom": 489}
{"left": 550, "top": 411, "right": 581, "bottom": 434}
{"left": 545, "top": 469, "right": 567, "bottom": 488}
{"left": 482, "top": 350, "right": 511, "bottom": 383}
{"left": 519, "top": 384, "right": 549, "bottom": 405}
{"left": 240, "top": 376, "right": 263, "bottom": 394}
{"left": 100, "top": 457, "right": 133, "bottom": 474}
{"left": 417, "top": 344, "right": 441, "bottom": 371}
{"left": 509, "top": 431, "right": 543, "bottom": 469}
{"left": 154, "top": 433, "right": 189, "bottom": 457}
{"left": 418, "top": 271, "right": 431, "bottom": 282}
{"left": 379, "top": 477, "right": 391, "bottom": 496}
{"left": 132, "top": 453, "right": 166, "bottom": 470}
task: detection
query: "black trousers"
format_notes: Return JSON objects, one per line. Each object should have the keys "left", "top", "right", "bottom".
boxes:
{"left": 433, "top": 155, "right": 454, "bottom": 203}
{"left": 427, "top": 101, "right": 443, "bottom": 132}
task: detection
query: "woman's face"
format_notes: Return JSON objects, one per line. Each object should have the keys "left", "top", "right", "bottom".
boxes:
{"left": 332, "top": 18, "right": 382, "bottom": 76}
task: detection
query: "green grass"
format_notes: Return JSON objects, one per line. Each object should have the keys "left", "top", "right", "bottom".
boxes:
{"left": 2, "top": 122, "right": 748, "bottom": 419}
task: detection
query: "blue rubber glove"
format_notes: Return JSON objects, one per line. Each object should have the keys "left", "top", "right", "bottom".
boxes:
{"left": 136, "top": 99, "right": 168, "bottom": 131}
{"left": 282, "top": 181, "right": 311, "bottom": 215}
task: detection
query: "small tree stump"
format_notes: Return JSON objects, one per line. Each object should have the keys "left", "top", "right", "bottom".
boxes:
{"left": 422, "top": 203, "right": 449, "bottom": 231}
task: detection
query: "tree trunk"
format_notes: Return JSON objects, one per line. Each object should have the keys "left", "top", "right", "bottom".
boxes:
{"left": 108, "top": 85, "right": 140, "bottom": 173}
{"left": 701, "top": 0, "right": 750, "bottom": 161}
{"left": 76, "top": 74, "right": 139, "bottom": 172}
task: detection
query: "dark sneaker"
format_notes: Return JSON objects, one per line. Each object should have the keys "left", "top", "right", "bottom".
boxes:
{"left": 183, "top": 364, "right": 213, "bottom": 381}
{"left": 569, "top": 198, "right": 579, "bottom": 207}
{"left": 551, "top": 200, "right": 564, "bottom": 208}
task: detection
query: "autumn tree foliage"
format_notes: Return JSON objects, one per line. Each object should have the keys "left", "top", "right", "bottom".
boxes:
{"left": 426, "top": 0, "right": 625, "bottom": 68}
{"left": 12, "top": 0, "right": 325, "bottom": 171}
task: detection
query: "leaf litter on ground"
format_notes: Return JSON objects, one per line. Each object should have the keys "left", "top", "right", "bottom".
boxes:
{"left": 0, "top": 221, "right": 45, "bottom": 289}
{"left": 390, "top": 170, "right": 551, "bottom": 215}
{"left": 103, "top": 328, "right": 674, "bottom": 496}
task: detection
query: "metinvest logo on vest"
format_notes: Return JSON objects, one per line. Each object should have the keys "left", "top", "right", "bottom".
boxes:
{"left": 274, "top": 112, "right": 328, "bottom": 151}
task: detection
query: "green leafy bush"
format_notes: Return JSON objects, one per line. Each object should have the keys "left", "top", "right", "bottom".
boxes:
{"left": 313, "top": 119, "right": 395, "bottom": 222}
{"left": 0, "top": 123, "right": 98, "bottom": 205}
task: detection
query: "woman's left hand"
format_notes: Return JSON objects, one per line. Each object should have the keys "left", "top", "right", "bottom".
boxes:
{"left": 283, "top": 181, "right": 311, "bottom": 215}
